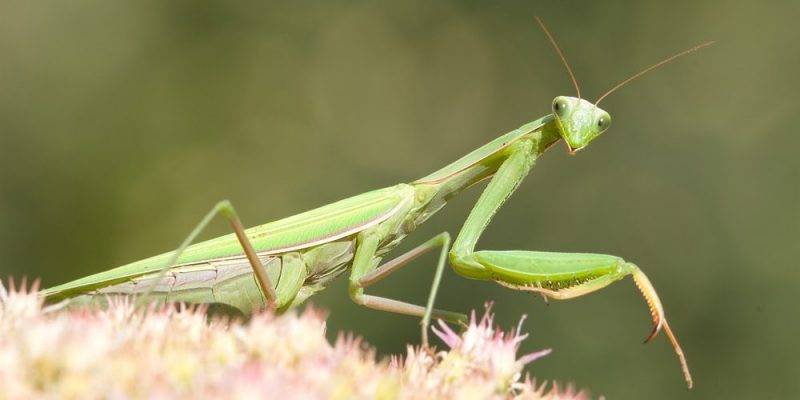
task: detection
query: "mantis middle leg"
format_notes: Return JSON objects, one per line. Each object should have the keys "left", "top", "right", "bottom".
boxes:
{"left": 349, "top": 231, "right": 467, "bottom": 347}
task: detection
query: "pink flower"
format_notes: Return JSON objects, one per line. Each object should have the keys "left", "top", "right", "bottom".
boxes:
{"left": 0, "top": 281, "right": 590, "bottom": 399}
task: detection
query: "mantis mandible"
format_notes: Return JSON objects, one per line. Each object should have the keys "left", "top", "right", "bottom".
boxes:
{"left": 42, "top": 18, "right": 710, "bottom": 388}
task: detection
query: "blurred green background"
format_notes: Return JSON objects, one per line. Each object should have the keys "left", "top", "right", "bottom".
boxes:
{"left": 1, "top": 1, "right": 796, "bottom": 398}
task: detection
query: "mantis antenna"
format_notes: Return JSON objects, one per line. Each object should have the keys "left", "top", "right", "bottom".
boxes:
{"left": 535, "top": 16, "right": 581, "bottom": 99}
{"left": 596, "top": 41, "right": 715, "bottom": 105}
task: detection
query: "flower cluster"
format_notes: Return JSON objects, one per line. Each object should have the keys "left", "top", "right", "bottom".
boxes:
{"left": 0, "top": 281, "right": 589, "bottom": 399}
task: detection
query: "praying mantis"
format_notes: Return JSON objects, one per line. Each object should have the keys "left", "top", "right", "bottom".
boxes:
{"left": 42, "top": 18, "right": 710, "bottom": 388}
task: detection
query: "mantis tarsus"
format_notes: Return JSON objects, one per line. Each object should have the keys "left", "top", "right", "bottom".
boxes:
{"left": 42, "top": 19, "right": 711, "bottom": 389}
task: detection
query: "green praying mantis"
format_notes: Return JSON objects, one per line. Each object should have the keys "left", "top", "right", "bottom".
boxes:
{"left": 42, "top": 18, "right": 710, "bottom": 388}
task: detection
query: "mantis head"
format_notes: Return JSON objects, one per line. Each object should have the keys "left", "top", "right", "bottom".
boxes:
{"left": 534, "top": 17, "right": 713, "bottom": 156}
{"left": 552, "top": 96, "right": 611, "bottom": 154}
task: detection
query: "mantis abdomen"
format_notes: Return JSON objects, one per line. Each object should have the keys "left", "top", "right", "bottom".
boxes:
{"left": 67, "top": 239, "right": 359, "bottom": 315}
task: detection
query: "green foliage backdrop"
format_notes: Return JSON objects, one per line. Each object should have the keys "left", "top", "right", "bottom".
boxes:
{"left": 1, "top": 1, "right": 796, "bottom": 398}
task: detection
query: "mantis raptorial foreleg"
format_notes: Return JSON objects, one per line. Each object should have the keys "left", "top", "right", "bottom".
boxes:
{"left": 449, "top": 141, "right": 536, "bottom": 280}
{"left": 350, "top": 231, "right": 466, "bottom": 346}
{"left": 446, "top": 139, "right": 693, "bottom": 387}
{"left": 140, "top": 200, "right": 278, "bottom": 309}
{"left": 490, "top": 252, "right": 692, "bottom": 388}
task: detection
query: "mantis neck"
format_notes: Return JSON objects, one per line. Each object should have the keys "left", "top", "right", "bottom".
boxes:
{"left": 409, "top": 116, "right": 562, "bottom": 225}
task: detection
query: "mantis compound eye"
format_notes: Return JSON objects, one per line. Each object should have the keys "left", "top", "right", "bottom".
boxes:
{"left": 553, "top": 99, "right": 568, "bottom": 115}
{"left": 596, "top": 113, "right": 611, "bottom": 130}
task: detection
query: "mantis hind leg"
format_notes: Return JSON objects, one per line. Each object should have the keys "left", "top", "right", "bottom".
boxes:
{"left": 351, "top": 232, "right": 467, "bottom": 347}
{"left": 139, "top": 200, "right": 277, "bottom": 309}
